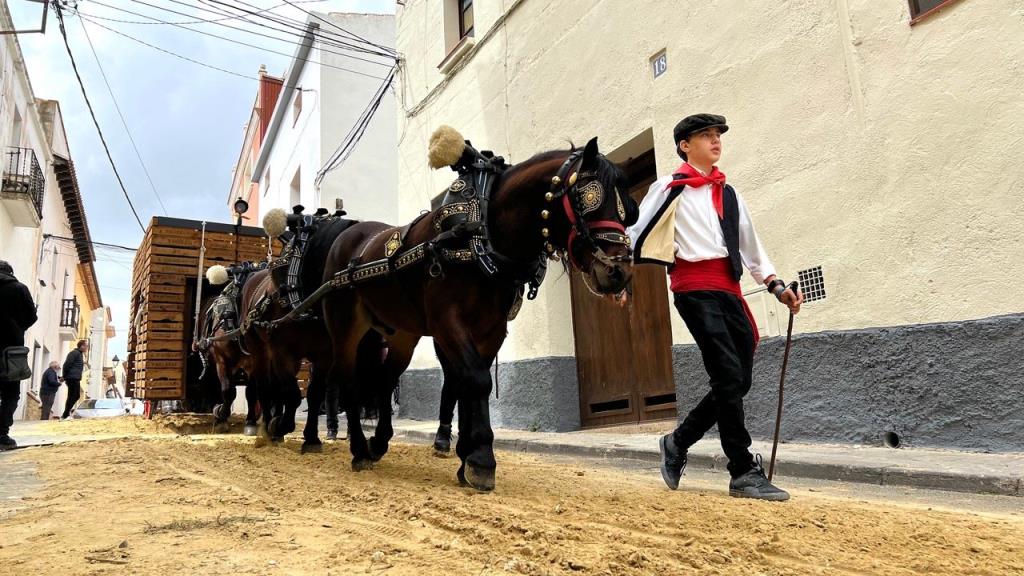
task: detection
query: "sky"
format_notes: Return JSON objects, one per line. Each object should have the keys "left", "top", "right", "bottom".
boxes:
{"left": 8, "top": 0, "right": 394, "bottom": 365}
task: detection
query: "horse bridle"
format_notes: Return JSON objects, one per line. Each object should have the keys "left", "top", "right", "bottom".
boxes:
{"left": 541, "top": 151, "right": 632, "bottom": 269}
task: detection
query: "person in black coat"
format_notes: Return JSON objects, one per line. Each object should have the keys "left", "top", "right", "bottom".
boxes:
{"left": 0, "top": 260, "right": 38, "bottom": 449}
{"left": 39, "top": 361, "right": 61, "bottom": 420}
{"left": 61, "top": 340, "right": 88, "bottom": 419}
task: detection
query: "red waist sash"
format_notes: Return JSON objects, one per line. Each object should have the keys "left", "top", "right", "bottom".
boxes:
{"left": 670, "top": 257, "right": 759, "bottom": 349}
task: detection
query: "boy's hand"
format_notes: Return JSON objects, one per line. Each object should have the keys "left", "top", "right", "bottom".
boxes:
{"left": 780, "top": 287, "right": 803, "bottom": 315}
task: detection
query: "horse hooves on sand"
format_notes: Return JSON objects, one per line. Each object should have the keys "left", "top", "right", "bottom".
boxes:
{"left": 243, "top": 424, "right": 259, "bottom": 437}
{"left": 351, "top": 458, "right": 374, "bottom": 472}
{"left": 465, "top": 464, "right": 496, "bottom": 492}
{"left": 301, "top": 441, "right": 323, "bottom": 454}
{"left": 433, "top": 448, "right": 452, "bottom": 458}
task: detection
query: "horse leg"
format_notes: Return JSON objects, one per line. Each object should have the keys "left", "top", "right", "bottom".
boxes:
{"left": 435, "top": 329, "right": 501, "bottom": 492}
{"left": 301, "top": 365, "right": 325, "bottom": 453}
{"left": 367, "top": 332, "right": 417, "bottom": 461}
{"left": 324, "top": 375, "right": 340, "bottom": 440}
{"left": 433, "top": 342, "right": 457, "bottom": 456}
{"left": 212, "top": 361, "right": 234, "bottom": 433}
{"left": 243, "top": 380, "right": 260, "bottom": 436}
{"left": 279, "top": 375, "right": 301, "bottom": 437}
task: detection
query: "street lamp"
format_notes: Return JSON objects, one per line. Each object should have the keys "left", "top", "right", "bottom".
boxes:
{"left": 111, "top": 354, "right": 120, "bottom": 370}
{"left": 233, "top": 196, "right": 249, "bottom": 227}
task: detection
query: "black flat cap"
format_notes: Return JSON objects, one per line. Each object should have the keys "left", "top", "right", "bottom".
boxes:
{"left": 673, "top": 114, "right": 729, "bottom": 159}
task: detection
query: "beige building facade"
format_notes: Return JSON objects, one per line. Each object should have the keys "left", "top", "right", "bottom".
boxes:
{"left": 393, "top": 0, "right": 1024, "bottom": 447}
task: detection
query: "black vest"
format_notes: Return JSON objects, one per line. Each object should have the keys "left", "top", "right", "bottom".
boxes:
{"left": 720, "top": 184, "right": 743, "bottom": 282}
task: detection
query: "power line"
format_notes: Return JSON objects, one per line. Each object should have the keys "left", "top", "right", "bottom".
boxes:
{"left": 315, "top": 66, "right": 395, "bottom": 188}
{"left": 205, "top": 0, "right": 395, "bottom": 58}
{"left": 83, "top": 1, "right": 390, "bottom": 80}
{"left": 79, "top": 14, "right": 371, "bottom": 94}
{"left": 44, "top": 234, "right": 138, "bottom": 252}
{"left": 80, "top": 5, "right": 392, "bottom": 67}
{"left": 79, "top": 15, "right": 256, "bottom": 81}
{"left": 196, "top": 0, "right": 395, "bottom": 58}
{"left": 107, "top": 0, "right": 395, "bottom": 63}
{"left": 77, "top": 16, "right": 168, "bottom": 216}
{"left": 73, "top": 0, "right": 325, "bottom": 26}
{"left": 280, "top": 0, "right": 395, "bottom": 55}
{"left": 54, "top": 4, "right": 145, "bottom": 233}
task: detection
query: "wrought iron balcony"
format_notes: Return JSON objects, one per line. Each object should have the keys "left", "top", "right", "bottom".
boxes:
{"left": 1, "top": 146, "right": 45, "bottom": 226}
{"left": 60, "top": 297, "right": 81, "bottom": 334}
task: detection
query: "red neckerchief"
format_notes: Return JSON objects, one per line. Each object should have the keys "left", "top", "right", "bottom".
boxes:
{"left": 669, "top": 162, "right": 727, "bottom": 219}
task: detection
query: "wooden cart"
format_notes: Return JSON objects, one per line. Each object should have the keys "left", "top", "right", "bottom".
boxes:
{"left": 126, "top": 217, "right": 279, "bottom": 405}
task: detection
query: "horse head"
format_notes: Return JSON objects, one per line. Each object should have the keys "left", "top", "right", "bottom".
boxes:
{"left": 522, "top": 137, "right": 638, "bottom": 296}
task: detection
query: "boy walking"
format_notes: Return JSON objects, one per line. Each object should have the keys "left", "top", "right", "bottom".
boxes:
{"left": 628, "top": 114, "right": 803, "bottom": 501}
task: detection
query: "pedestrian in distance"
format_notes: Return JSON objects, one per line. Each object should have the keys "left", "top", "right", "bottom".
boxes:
{"left": 61, "top": 340, "right": 88, "bottom": 420}
{"left": 39, "top": 361, "right": 61, "bottom": 420}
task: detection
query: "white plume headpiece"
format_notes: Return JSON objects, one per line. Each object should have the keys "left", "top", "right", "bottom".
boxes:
{"left": 263, "top": 208, "right": 287, "bottom": 238}
{"left": 206, "top": 265, "right": 230, "bottom": 286}
{"left": 428, "top": 125, "right": 466, "bottom": 169}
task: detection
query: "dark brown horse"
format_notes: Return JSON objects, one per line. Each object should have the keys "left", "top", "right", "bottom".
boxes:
{"left": 321, "top": 136, "right": 634, "bottom": 490}
{"left": 195, "top": 278, "right": 261, "bottom": 436}
{"left": 232, "top": 214, "right": 414, "bottom": 451}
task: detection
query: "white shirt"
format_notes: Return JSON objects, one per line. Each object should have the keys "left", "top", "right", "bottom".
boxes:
{"left": 647, "top": 172, "right": 776, "bottom": 284}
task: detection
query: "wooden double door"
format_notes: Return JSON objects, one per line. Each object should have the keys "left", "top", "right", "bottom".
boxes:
{"left": 569, "top": 151, "right": 677, "bottom": 428}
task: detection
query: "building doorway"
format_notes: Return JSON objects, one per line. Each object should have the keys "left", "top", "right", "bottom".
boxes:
{"left": 569, "top": 139, "right": 676, "bottom": 428}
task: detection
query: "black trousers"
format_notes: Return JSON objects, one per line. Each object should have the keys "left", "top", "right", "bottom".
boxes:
{"left": 62, "top": 380, "right": 81, "bottom": 419}
{"left": 0, "top": 380, "right": 19, "bottom": 437}
{"left": 40, "top": 392, "right": 56, "bottom": 420}
{"left": 672, "top": 291, "right": 756, "bottom": 477}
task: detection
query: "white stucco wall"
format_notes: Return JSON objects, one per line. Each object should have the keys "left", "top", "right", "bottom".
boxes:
{"left": 258, "top": 51, "right": 322, "bottom": 220}
{"left": 395, "top": 0, "right": 1024, "bottom": 365}
{"left": 257, "top": 13, "right": 397, "bottom": 226}
{"left": 318, "top": 13, "right": 398, "bottom": 224}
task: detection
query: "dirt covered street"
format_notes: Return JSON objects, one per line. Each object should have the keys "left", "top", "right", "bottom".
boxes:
{"left": 1, "top": 418, "right": 1022, "bottom": 575}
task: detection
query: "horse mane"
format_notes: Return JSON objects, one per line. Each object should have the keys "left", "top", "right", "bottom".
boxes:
{"left": 498, "top": 148, "right": 626, "bottom": 200}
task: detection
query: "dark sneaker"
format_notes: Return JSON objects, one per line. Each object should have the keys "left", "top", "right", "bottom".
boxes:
{"left": 658, "top": 434, "right": 687, "bottom": 490}
{"left": 0, "top": 435, "right": 17, "bottom": 451}
{"left": 729, "top": 456, "right": 790, "bottom": 501}
{"left": 433, "top": 423, "right": 452, "bottom": 454}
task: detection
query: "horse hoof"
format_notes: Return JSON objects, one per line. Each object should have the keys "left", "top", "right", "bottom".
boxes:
{"left": 433, "top": 424, "right": 452, "bottom": 453}
{"left": 352, "top": 458, "right": 374, "bottom": 471}
{"left": 213, "top": 420, "right": 231, "bottom": 434}
{"left": 271, "top": 436, "right": 285, "bottom": 443}
{"left": 243, "top": 424, "right": 259, "bottom": 437}
{"left": 433, "top": 449, "right": 451, "bottom": 458}
{"left": 465, "top": 464, "right": 495, "bottom": 492}
{"left": 367, "top": 437, "right": 388, "bottom": 462}
{"left": 456, "top": 464, "right": 469, "bottom": 487}
{"left": 212, "top": 404, "right": 224, "bottom": 419}
{"left": 301, "top": 440, "right": 323, "bottom": 454}
{"left": 325, "top": 429, "right": 338, "bottom": 441}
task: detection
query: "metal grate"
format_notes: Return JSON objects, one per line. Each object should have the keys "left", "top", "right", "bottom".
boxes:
{"left": 797, "top": 265, "right": 827, "bottom": 302}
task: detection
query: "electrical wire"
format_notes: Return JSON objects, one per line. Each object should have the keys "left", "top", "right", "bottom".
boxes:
{"left": 315, "top": 66, "right": 395, "bottom": 187}
{"left": 54, "top": 4, "right": 146, "bottom": 233}
{"left": 77, "top": 15, "right": 169, "bottom": 216}
{"left": 83, "top": 0, "right": 390, "bottom": 80}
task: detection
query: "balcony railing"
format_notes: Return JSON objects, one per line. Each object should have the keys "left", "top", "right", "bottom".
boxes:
{"left": 60, "top": 297, "right": 81, "bottom": 333}
{"left": 2, "top": 147, "right": 45, "bottom": 219}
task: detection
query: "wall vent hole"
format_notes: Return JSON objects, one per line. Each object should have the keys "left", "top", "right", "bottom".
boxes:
{"left": 883, "top": 431, "right": 902, "bottom": 449}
